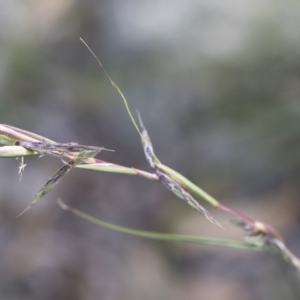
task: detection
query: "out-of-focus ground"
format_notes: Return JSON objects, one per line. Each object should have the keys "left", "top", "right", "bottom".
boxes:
{"left": 1, "top": 1, "right": 300, "bottom": 299}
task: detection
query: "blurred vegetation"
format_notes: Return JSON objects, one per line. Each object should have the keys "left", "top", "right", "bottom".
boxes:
{"left": 1, "top": 1, "right": 300, "bottom": 299}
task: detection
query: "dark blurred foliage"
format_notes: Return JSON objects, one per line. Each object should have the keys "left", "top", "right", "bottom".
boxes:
{"left": 1, "top": 1, "right": 300, "bottom": 299}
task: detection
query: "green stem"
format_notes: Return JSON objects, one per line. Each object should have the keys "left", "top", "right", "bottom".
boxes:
{"left": 58, "top": 199, "right": 260, "bottom": 251}
{"left": 76, "top": 163, "right": 158, "bottom": 180}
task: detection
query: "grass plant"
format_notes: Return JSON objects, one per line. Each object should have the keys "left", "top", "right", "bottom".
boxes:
{"left": 0, "top": 39, "right": 299, "bottom": 273}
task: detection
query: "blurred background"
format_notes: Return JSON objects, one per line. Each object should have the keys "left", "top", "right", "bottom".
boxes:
{"left": 1, "top": 0, "right": 300, "bottom": 299}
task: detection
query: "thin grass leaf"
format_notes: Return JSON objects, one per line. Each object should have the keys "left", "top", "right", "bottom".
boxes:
{"left": 80, "top": 38, "right": 142, "bottom": 137}
{"left": 17, "top": 163, "right": 72, "bottom": 217}
{"left": 58, "top": 199, "right": 259, "bottom": 250}
{"left": 80, "top": 39, "right": 166, "bottom": 168}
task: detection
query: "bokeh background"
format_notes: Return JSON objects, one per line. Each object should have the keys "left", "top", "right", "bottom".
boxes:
{"left": 1, "top": 0, "right": 300, "bottom": 299}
